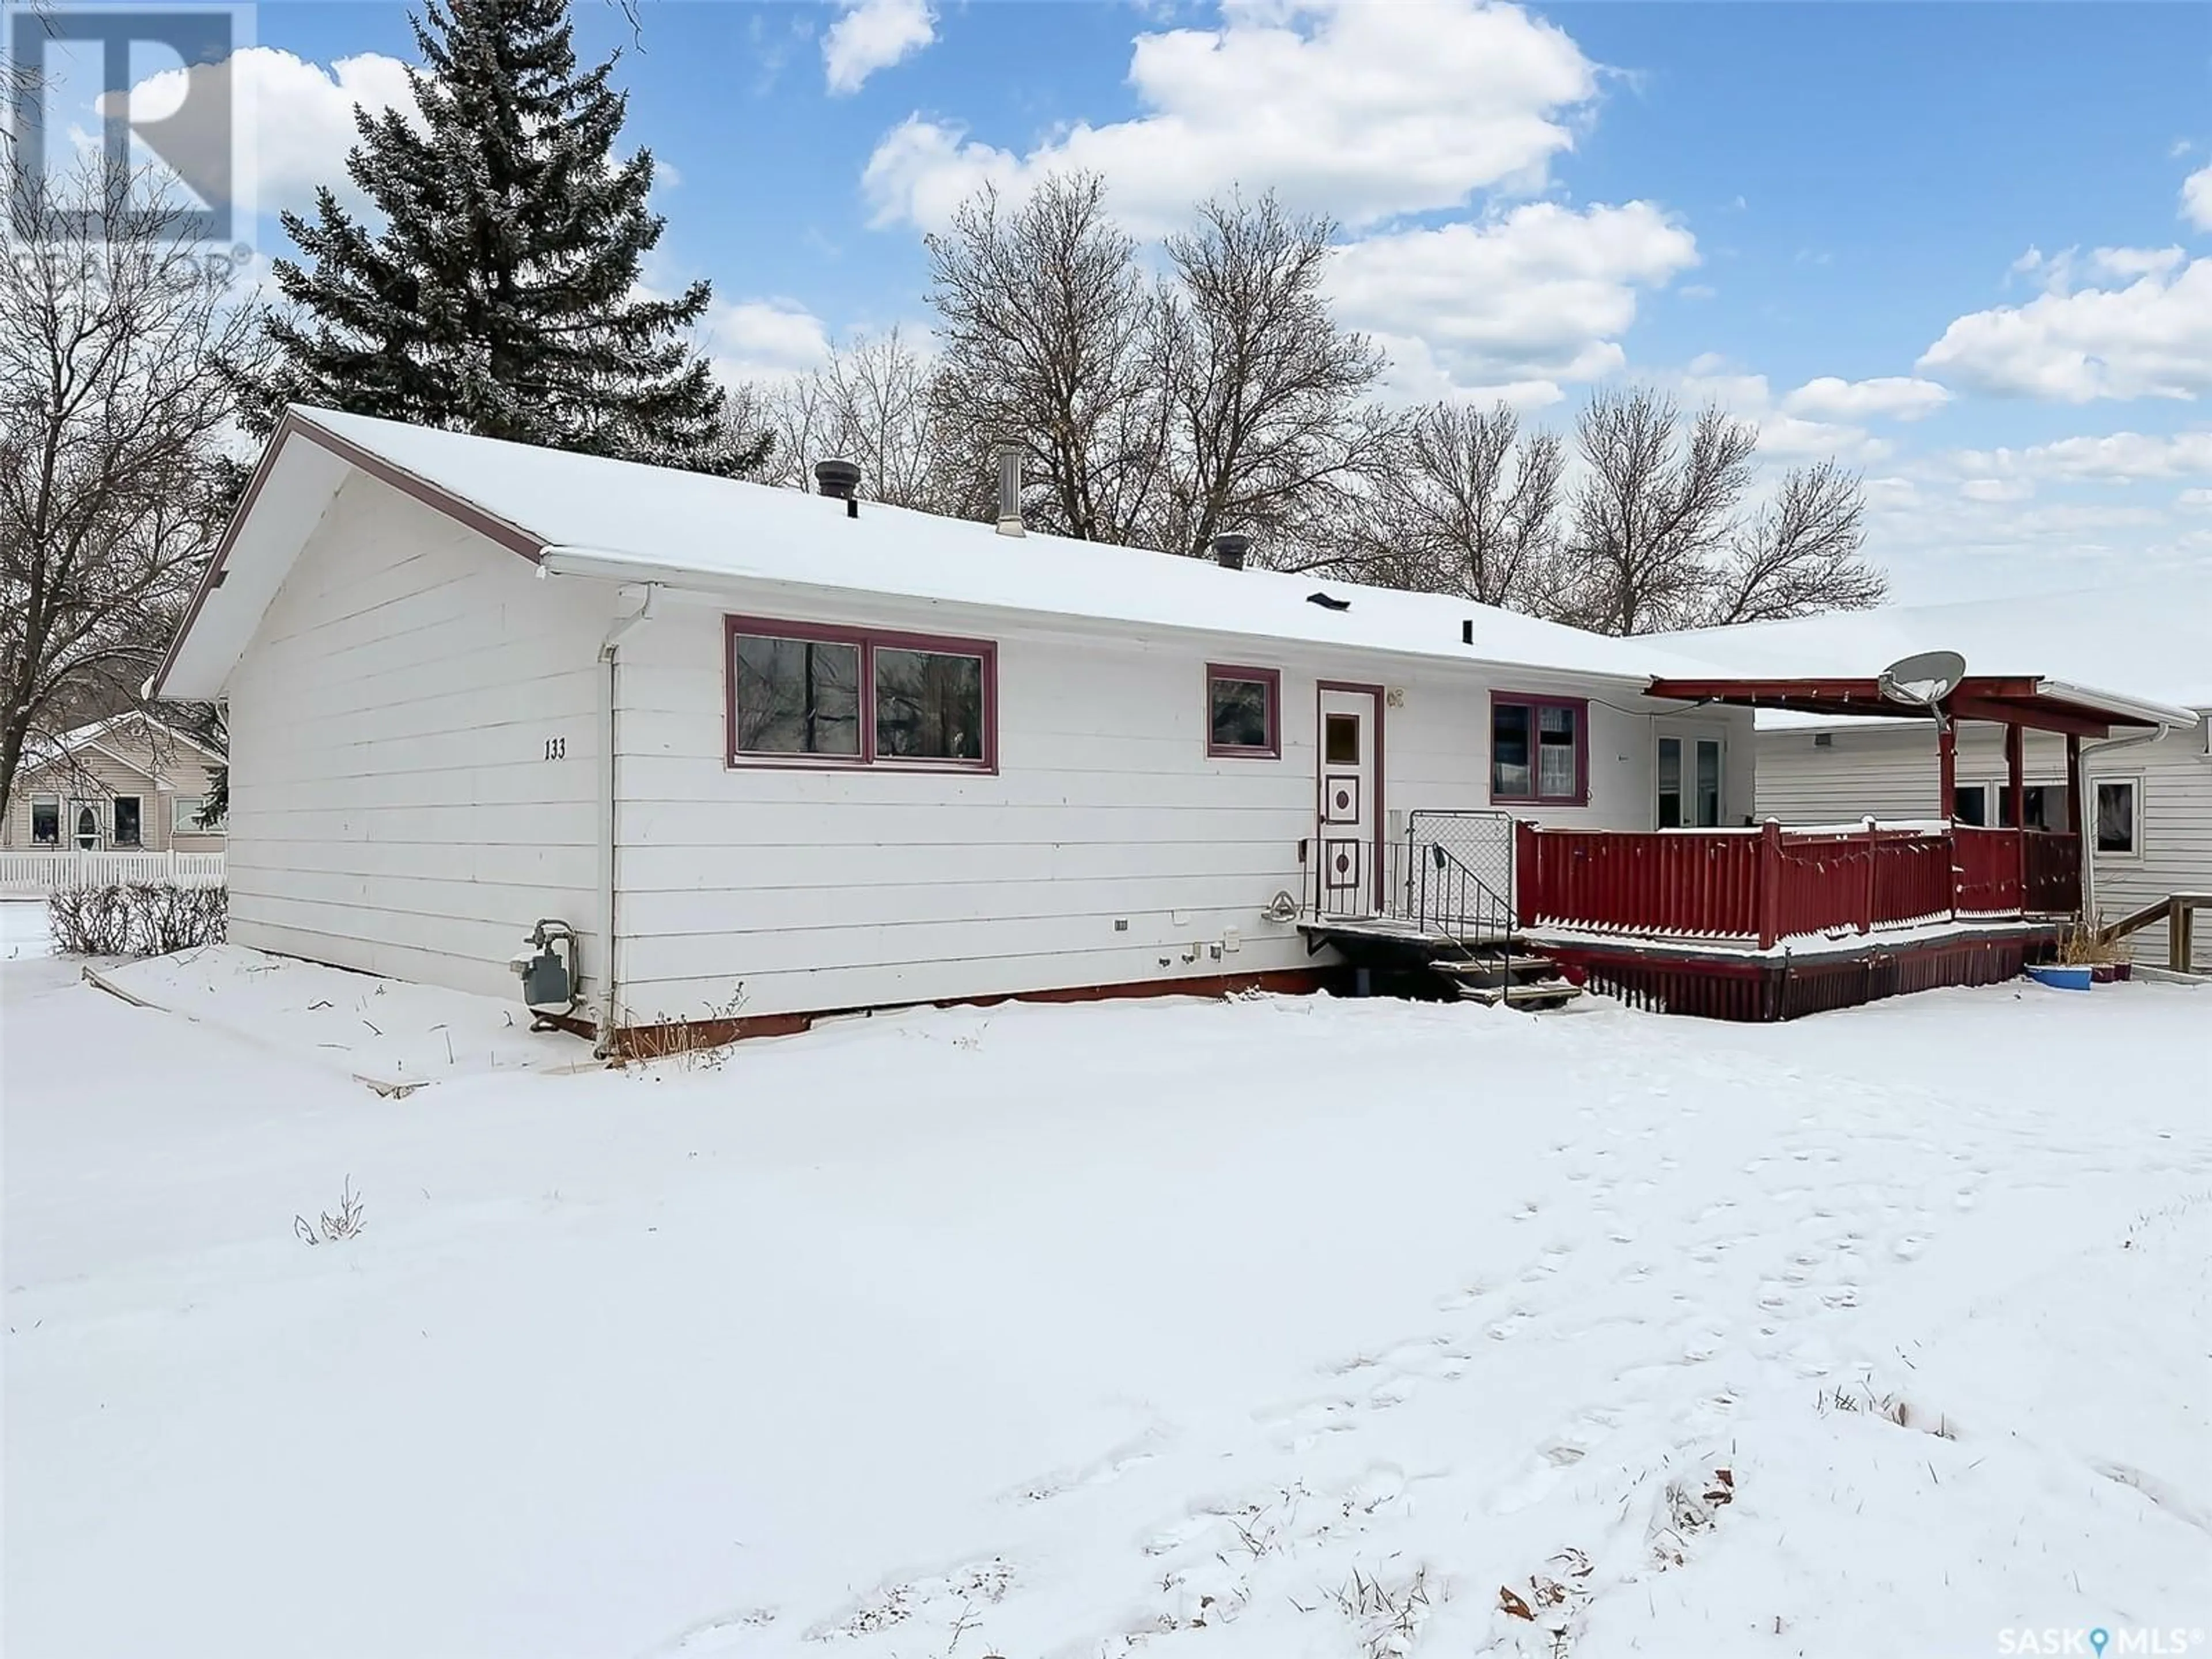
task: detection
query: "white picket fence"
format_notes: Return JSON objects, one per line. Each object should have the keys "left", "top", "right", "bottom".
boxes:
{"left": 0, "top": 849, "right": 226, "bottom": 896}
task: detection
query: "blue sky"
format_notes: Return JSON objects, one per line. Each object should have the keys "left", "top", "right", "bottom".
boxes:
{"left": 52, "top": 0, "right": 2212, "bottom": 601}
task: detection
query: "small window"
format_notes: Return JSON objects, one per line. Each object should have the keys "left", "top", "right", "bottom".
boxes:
{"left": 1952, "top": 784, "right": 1988, "bottom": 827}
{"left": 1657, "top": 737, "right": 1682, "bottom": 828}
{"left": 172, "top": 795, "right": 209, "bottom": 834}
{"left": 1206, "top": 665, "right": 1280, "bottom": 757}
{"left": 113, "top": 796, "right": 143, "bottom": 848}
{"left": 2094, "top": 779, "right": 2137, "bottom": 855}
{"left": 1492, "top": 695, "right": 1585, "bottom": 805}
{"left": 31, "top": 796, "right": 58, "bottom": 846}
{"left": 1694, "top": 738, "right": 1722, "bottom": 828}
{"left": 1324, "top": 713, "right": 1360, "bottom": 766}
{"left": 726, "top": 617, "right": 994, "bottom": 771}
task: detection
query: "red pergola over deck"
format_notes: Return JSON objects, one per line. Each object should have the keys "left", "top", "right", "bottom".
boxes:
{"left": 1643, "top": 672, "right": 2177, "bottom": 837}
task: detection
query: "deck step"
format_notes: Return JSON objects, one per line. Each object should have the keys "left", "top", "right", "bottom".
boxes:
{"left": 1456, "top": 979, "right": 1585, "bottom": 1007}
{"left": 1429, "top": 954, "right": 1553, "bottom": 977}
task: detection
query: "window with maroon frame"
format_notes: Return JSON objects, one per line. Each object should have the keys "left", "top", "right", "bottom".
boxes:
{"left": 727, "top": 618, "right": 994, "bottom": 769}
{"left": 1490, "top": 694, "right": 1587, "bottom": 805}
{"left": 1206, "top": 664, "right": 1280, "bottom": 758}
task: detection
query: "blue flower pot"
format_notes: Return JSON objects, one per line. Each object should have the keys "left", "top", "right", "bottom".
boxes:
{"left": 2026, "top": 964, "right": 2094, "bottom": 991}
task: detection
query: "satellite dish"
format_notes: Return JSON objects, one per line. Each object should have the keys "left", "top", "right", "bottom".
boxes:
{"left": 1878, "top": 649, "right": 1966, "bottom": 711}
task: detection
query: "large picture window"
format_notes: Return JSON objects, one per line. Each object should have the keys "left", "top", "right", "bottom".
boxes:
{"left": 726, "top": 617, "right": 994, "bottom": 771}
{"left": 1491, "top": 694, "right": 1588, "bottom": 805}
{"left": 31, "top": 796, "right": 58, "bottom": 846}
{"left": 1206, "top": 664, "right": 1281, "bottom": 758}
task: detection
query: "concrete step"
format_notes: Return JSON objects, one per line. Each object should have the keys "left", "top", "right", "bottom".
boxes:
{"left": 1429, "top": 954, "right": 1554, "bottom": 977}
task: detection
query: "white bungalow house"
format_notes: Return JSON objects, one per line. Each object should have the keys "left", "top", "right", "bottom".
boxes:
{"left": 1654, "top": 585, "right": 2210, "bottom": 971}
{"left": 151, "top": 410, "right": 2192, "bottom": 1042}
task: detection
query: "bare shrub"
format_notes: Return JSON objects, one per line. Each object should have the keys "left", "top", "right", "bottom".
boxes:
{"left": 294, "top": 1177, "right": 366, "bottom": 1245}
{"left": 47, "top": 881, "right": 226, "bottom": 956}
{"left": 618, "top": 984, "right": 748, "bottom": 1071}
{"left": 1331, "top": 1562, "right": 1432, "bottom": 1659}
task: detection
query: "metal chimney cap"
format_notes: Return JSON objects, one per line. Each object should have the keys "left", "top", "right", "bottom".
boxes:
{"left": 1211, "top": 531, "right": 1251, "bottom": 570}
{"left": 813, "top": 459, "right": 862, "bottom": 500}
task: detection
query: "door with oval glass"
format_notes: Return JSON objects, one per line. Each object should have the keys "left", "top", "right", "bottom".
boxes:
{"left": 1656, "top": 729, "right": 1726, "bottom": 828}
{"left": 1316, "top": 684, "right": 1382, "bottom": 914}
{"left": 73, "top": 803, "right": 101, "bottom": 850}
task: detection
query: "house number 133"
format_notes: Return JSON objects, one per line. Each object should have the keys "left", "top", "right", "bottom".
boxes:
{"left": 544, "top": 737, "right": 567, "bottom": 761}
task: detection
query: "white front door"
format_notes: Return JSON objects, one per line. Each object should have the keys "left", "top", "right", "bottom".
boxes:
{"left": 1317, "top": 685, "right": 1382, "bottom": 913}
{"left": 73, "top": 804, "right": 100, "bottom": 851}
{"left": 1656, "top": 730, "right": 1726, "bottom": 828}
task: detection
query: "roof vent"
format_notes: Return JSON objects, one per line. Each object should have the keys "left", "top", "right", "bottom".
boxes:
{"left": 1306, "top": 590, "right": 1351, "bottom": 612}
{"left": 995, "top": 442, "right": 1025, "bottom": 538}
{"left": 814, "top": 459, "right": 862, "bottom": 516}
{"left": 1211, "top": 532, "right": 1250, "bottom": 570}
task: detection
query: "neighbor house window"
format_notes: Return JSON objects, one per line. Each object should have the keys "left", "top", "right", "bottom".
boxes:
{"left": 31, "top": 796, "right": 58, "bottom": 846}
{"left": 112, "top": 796, "right": 142, "bottom": 848}
{"left": 2093, "top": 779, "right": 2138, "bottom": 855}
{"left": 1206, "top": 665, "right": 1280, "bottom": 758}
{"left": 172, "top": 795, "right": 216, "bottom": 834}
{"left": 1491, "top": 694, "right": 1587, "bottom": 805}
{"left": 726, "top": 617, "right": 994, "bottom": 770}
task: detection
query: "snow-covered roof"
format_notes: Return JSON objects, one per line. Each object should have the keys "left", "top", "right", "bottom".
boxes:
{"left": 20, "top": 710, "right": 224, "bottom": 777}
{"left": 1651, "top": 582, "right": 2212, "bottom": 730}
{"left": 155, "top": 407, "right": 1742, "bottom": 700}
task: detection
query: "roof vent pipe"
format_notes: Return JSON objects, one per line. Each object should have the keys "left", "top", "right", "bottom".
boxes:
{"left": 995, "top": 442, "right": 1025, "bottom": 537}
{"left": 1211, "top": 532, "right": 1250, "bottom": 570}
{"left": 814, "top": 459, "right": 862, "bottom": 518}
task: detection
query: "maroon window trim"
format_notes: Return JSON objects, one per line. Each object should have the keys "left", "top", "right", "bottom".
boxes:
{"left": 1205, "top": 663, "right": 1282, "bottom": 759}
{"left": 1489, "top": 691, "right": 1590, "bottom": 807}
{"left": 724, "top": 613, "right": 998, "bottom": 774}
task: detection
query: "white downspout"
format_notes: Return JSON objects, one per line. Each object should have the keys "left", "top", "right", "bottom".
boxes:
{"left": 594, "top": 585, "right": 658, "bottom": 1057}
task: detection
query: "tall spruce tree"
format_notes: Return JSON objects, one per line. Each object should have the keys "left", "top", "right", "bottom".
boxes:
{"left": 236, "top": 0, "right": 757, "bottom": 473}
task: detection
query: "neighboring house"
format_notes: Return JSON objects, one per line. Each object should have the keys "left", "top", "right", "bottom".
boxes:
{"left": 1655, "top": 587, "right": 2210, "bottom": 970}
{"left": 1, "top": 711, "right": 227, "bottom": 854}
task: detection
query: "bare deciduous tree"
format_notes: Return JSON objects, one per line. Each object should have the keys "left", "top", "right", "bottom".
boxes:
{"left": 1554, "top": 387, "right": 1883, "bottom": 634}
{"left": 924, "top": 172, "right": 1166, "bottom": 543}
{"left": 1152, "top": 192, "right": 1386, "bottom": 561}
{"left": 1707, "top": 456, "right": 1884, "bottom": 625}
{"left": 0, "top": 158, "right": 260, "bottom": 831}
{"left": 1555, "top": 387, "right": 1759, "bottom": 635}
{"left": 1336, "top": 400, "right": 1564, "bottom": 605}
{"left": 757, "top": 327, "right": 953, "bottom": 511}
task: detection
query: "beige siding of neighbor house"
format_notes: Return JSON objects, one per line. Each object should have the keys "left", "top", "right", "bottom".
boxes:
{"left": 3, "top": 725, "right": 224, "bottom": 853}
{"left": 221, "top": 471, "right": 608, "bottom": 1002}
{"left": 1758, "top": 717, "right": 2212, "bottom": 968}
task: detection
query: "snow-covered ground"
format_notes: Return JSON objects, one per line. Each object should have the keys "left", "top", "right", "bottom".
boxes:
{"left": 5, "top": 945, "right": 2209, "bottom": 1659}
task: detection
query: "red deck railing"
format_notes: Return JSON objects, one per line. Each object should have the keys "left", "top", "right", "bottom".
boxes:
{"left": 1515, "top": 821, "right": 2080, "bottom": 949}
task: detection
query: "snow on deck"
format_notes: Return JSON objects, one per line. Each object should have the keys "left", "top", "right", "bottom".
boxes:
{"left": 5, "top": 954, "right": 2209, "bottom": 1659}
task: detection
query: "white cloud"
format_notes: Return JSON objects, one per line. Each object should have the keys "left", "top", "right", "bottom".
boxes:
{"left": 122, "top": 47, "right": 416, "bottom": 224}
{"left": 2185, "top": 164, "right": 2212, "bottom": 232}
{"left": 702, "top": 300, "right": 834, "bottom": 385}
{"left": 1326, "top": 200, "right": 1697, "bottom": 403}
{"left": 1919, "top": 251, "right": 2212, "bottom": 402}
{"left": 862, "top": 0, "right": 1598, "bottom": 233}
{"left": 1664, "top": 362, "right": 1892, "bottom": 466}
{"left": 824, "top": 0, "right": 937, "bottom": 95}
{"left": 1781, "top": 376, "right": 1952, "bottom": 423}
{"left": 1949, "top": 429, "right": 2212, "bottom": 486}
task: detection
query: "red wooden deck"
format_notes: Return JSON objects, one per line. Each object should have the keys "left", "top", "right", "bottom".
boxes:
{"left": 1514, "top": 821, "right": 2081, "bottom": 949}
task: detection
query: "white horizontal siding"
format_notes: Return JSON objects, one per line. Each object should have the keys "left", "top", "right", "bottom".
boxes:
{"left": 1758, "top": 718, "right": 2212, "bottom": 968}
{"left": 615, "top": 601, "right": 1747, "bottom": 1015}
{"left": 224, "top": 474, "right": 607, "bottom": 1002}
